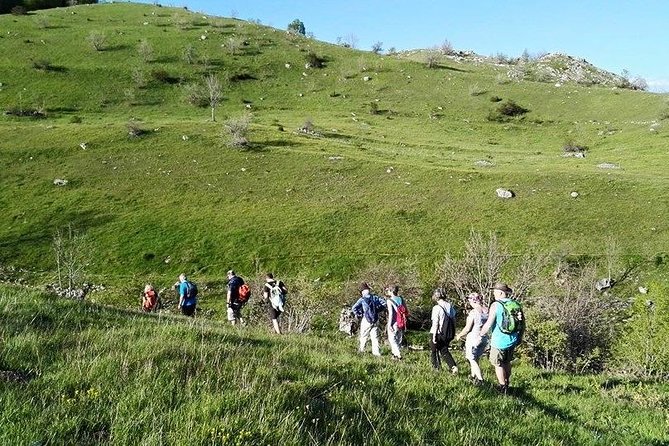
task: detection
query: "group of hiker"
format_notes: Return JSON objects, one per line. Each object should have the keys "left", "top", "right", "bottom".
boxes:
{"left": 347, "top": 281, "right": 524, "bottom": 394}
{"left": 141, "top": 270, "right": 288, "bottom": 334}
{"left": 141, "top": 271, "right": 524, "bottom": 393}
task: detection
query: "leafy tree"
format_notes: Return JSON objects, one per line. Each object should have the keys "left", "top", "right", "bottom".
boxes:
{"left": 287, "top": 19, "right": 306, "bottom": 35}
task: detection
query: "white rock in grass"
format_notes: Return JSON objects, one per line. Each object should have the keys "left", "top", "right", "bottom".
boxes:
{"left": 53, "top": 179, "right": 68, "bottom": 186}
{"left": 182, "top": 135, "right": 189, "bottom": 141}
{"left": 570, "top": 191, "right": 579, "bottom": 198}
{"left": 638, "top": 286, "right": 648, "bottom": 294}
{"left": 496, "top": 188, "right": 514, "bottom": 199}
{"left": 597, "top": 162, "right": 619, "bottom": 169}
{"left": 79, "top": 142, "right": 87, "bottom": 150}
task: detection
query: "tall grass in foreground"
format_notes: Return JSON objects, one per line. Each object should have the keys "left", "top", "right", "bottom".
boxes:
{"left": 1, "top": 286, "right": 668, "bottom": 445}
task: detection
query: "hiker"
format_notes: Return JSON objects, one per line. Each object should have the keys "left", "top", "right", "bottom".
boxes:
{"left": 226, "top": 270, "right": 249, "bottom": 326}
{"left": 455, "top": 292, "right": 489, "bottom": 385}
{"left": 386, "top": 285, "right": 408, "bottom": 360}
{"left": 263, "top": 273, "right": 287, "bottom": 334}
{"left": 142, "top": 283, "right": 159, "bottom": 312}
{"left": 429, "top": 289, "right": 458, "bottom": 373}
{"left": 338, "top": 306, "right": 359, "bottom": 336}
{"left": 351, "top": 283, "right": 385, "bottom": 357}
{"left": 479, "top": 282, "right": 525, "bottom": 394}
{"left": 175, "top": 274, "right": 197, "bottom": 317}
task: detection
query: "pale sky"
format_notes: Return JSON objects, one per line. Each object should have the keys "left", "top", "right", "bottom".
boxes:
{"left": 120, "top": 0, "right": 668, "bottom": 92}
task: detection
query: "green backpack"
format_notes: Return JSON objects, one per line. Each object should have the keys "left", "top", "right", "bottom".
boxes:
{"left": 499, "top": 299, "right": 525, "bottom": 335}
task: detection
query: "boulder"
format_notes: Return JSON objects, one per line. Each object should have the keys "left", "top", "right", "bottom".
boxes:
{"left": 496, "top": 188, "right": 514, "bottom": 199}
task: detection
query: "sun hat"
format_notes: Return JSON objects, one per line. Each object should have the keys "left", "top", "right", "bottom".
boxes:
{"left": 491, "top": 282, "right": 513, "bottom": 294}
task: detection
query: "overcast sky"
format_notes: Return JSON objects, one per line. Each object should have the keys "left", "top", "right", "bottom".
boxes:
{"left": 122, "top": 0, "right": 668, "bottom": 92}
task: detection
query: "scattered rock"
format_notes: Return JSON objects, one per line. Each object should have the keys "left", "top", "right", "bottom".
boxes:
{"left": 563, "top": 152, "right": 585, "bottom": 158}
{"left": 328, "top": 156, "right": 343, "bottom": 161}
{"left": 53, "top": 178, "right": 68, "bottom": 186}
{"left": 570, "top": 191, "right": 579, "bottom": 198}
{"left": 285, "top": 63, "right": 291, "bottom": 69}
{"left": 79, "top": 142, "right": 87, "bottom": 150}
{"left": 182, "top": 135, "right": 189, "bottom": 141}
{"left": 475, "top": 160, "right": 494, "bottom": 167}
{"left": 200, "top": 35, "right": 207, "bottom": 40}
{"left": 595, "top": 277, "right": 615, "bottom": 291}
{"left": 386, "top": 166, "right": 394, "bottom": 173}
{"left": 496, "top": 188, "right": 514, "bottom": 199}
{"left": 597, "top": 163, "right": 619, "bottom": 169}
{"left": 638, "top": 286, "right": 648, "bottom": 294}
{"left": 363, "top": 76, "right": 371, "bottom": 81}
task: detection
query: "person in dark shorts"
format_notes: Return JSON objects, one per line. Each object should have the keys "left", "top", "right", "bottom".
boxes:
{"left": 226, "top": 270, "right": 246, "bottom": 325}
{"left": 263, "top": 273, "right": 288, "bottom": 334}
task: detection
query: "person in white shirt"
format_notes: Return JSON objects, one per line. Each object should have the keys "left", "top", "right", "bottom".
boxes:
{"left": 429, "top": 289, "right": 458, "bottom": 374}
{"left": 455, "top": 292, "right": 489, "bottom": 385}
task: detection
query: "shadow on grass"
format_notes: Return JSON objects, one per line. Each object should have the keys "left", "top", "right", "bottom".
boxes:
{"left": 432, "top": 64, "right": 469, "bottom": 73}
{"left": 105, "top": 44, "right": 131, "bottom": 52}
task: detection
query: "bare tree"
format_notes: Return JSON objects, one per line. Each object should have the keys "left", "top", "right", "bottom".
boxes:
{"left": 371, "top": 41, "right": 383, "bottom": 54}
{"left": 343, "top": 33, "right": 358, "bottom": 49}
{"left": 205, "top": 74, "right": 222, "bottom": 121}
{"left": 223, "top": 113, "right": 252, "bottom": 147}
{"left": 424, "top": 48, "right": 441, "bottom": 69}
{"left": 87, "top": 31, "right": 106, "bottom": 51}
{"left": 53, "top": 224, "right": 90, "bottom": 294}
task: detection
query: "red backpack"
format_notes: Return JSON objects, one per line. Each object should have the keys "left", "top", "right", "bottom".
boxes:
{"left": 238, "top": 283, "right": 251, "bottom": 303}
{"left": 393, "top": 298, "right": 409, "bottom": 330}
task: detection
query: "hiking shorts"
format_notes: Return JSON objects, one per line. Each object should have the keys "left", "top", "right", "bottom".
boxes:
{"left": 268, "top": 305, "right": 282, "bottom": 320}
{"left": 227, "top": 302, "right": 243, "bottom": 321}
{"left": 465, "top": 338, "right": 488, "bottom": 361}
{"left": 489, "top": 345, "right": 515, "bottom": 367}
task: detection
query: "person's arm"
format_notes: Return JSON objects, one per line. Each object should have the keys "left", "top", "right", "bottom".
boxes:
{"left": 178, "top": 283, "right": 185, "bottom": 308}
{"left": 456, "top": 312, "right": 475, "bottom": 341}
{"left": 430, "top": 306, "right": 439, "bottom": 343}
{"left": 351, "top": 298, "right": 363, "bottom": 315}
{"left": 479, "top": 302, "right": 498, "bottom": 337}
{"left": 262, "top": 284, "right": 269, "bottom": 301}
{"left": 227, "top": 285, "right": 232, "bottom": 306}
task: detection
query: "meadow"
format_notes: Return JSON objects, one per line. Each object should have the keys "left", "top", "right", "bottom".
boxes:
{"left": 1, "top": 4, "right": 669, "bottom": 444}
{"left": 1, "top": 285, "right": 668, "bottom": 446}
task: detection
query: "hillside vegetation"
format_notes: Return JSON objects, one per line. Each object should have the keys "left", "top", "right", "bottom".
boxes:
{"left": 1, "top": 3, "right": 668, "bottom": 290}
{"left": 1, "top": 285, "right": 668, "bottom": 445}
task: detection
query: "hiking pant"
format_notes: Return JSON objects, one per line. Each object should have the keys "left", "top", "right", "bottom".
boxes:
{"left": 430, "top": 334, "right": 456, "bottom": 370}
{"left": 359, "top": 318, "right": 381, "bottom": 356}
{"left": 387, "top": 325, "right": 404, "bottom": 358}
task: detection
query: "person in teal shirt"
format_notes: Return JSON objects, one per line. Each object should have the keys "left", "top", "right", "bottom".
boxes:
{"left": 479, "top": 282, "right": 522, "bottom": 394}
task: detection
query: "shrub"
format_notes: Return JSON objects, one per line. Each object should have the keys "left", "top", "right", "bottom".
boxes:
{"left": 439, "top": 39, "right": 454, "bottom": 55}
{"left": 182, "top": 44, "right": 197, "bottom": 64}
{"left": 424, "top": 48, "right": 441, "bottom": 69}
{"left": 127, "top": 119, "right": 148, "bottom": 138}
{"left": 524, "top": 263, "right": 629, "bottom": 373}
{"left": 563, "top": 142, "right": 587, "bottom": 153}
{"left": 371, "top": 41, "right": 383, "bottom": 54}
{"left": 183, "top": 83, "right": 208, "bottom": 107}
{"left": 368, "top": 101, "right": 379, "bottom": 115}
{"left": 131, "top": 67, "right": 147, "bottom": 88}
{"left": 69, "top": 115, "right": 82, "bottom": 124}
{"left": 32, "top": 59, "right": 54, "bottom": 71}
{"left": 137, "top": 39, "right": 154, "bottom": 63}
{"left": 87, "top": 31, "right": 106, "bottom": 51}
{"left": 612, "top": 282, "right": 669, "bottom": 378}
{"left": 151, "top": 69, "right": 178, "bottom": 84}
{"left": 487, "top": 99, "right": 529, "bottom": 122}
{"left": 305, "top": 52, "right": 325, "bottom": 68}
{"left": 490, "top": 96, "right": 503, "bottom": 102}
{"left": 287, "top": 18, "right": 306, "bottom": 35}
{"left": 468, "top": 83, "right": 487, "bottom": 96}
{"left": 11, "top": 5, "right": 27, "bottom": 15}
{"left": 223, "top": 113, "right": 252, "bottom": 148}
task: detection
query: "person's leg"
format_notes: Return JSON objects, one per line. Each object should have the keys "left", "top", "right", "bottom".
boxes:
{"left": 440, "top": 340, "right": 457, "bottom": 372}
{"left": 430, "top": 337, "right": 441, "bottom": 369}
{"left": 469, "top": 359, "right": 483, "bottom": 381}
{"left": 387, "top": 326, "right": 401, "bottom": 358}
{"left": 370, "top": 325, "right": 381, "bottom": 356}
{"left": 359, "top": 319, "right": 371, "bottom": 352}
{"left": 502, "top": 362, "right": 511, "bottom": 386}
{"left": 269, "top": 307, "right": 281, "bottom": 334}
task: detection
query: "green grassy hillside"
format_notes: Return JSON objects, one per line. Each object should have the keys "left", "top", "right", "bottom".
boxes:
{"left": 1, "top": 2, "right": 668, "bottom": 295}
{"left": 2, "top": 285, "right": 668, "bottom": 445}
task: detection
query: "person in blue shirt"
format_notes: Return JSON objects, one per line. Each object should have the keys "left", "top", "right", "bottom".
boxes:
{"left": 175, "top": 273, "right": 197, "bottom": 317}
{"left": 479, "top": 282, "right": 522, "bottom": 394}
{"left": 351, "top": 283, "right": 383, "bottom": 356}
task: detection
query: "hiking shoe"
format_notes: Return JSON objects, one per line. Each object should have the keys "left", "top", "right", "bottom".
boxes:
{"left": 473, "top": 378, "right": 484, "bottom": 387}
{"left": 391, "top": 355, "right": 402, "bottom": 361}
{"left": 451, "top": 366, "right": 459, "bottom": 375}
{"left": 496, "top": 384, "right": 509, "bottom": 395}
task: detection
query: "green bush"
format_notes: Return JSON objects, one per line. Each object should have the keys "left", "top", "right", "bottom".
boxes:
{"left": 305, "top": 52, "right": 325, "bottom": 69}
{"left": 611, "top": 282, "right": 669, "bottom": 378}
{"left": 487, "top": 99, "right": 529, "bottom": 122}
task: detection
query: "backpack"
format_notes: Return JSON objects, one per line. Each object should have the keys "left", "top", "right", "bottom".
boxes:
{"left": 363, "top": 295, "right": 384, "bottom": 324}
{"left": 439, "top": 305, "right": 455, "bottom": 341}
{"left": 185, "top": 281, "right": 198, "bottom": 300}
{"left": 238, "top": 283, "right": 251, "bottom": 304}
{"left": 391, "top": 298, "right": 409, "bottom": 330}
{"left": 268, "top": 281, "right": 285, "bottom": 311}
{"left": 499, "top": 299, "right": 525, "bottom": 335}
